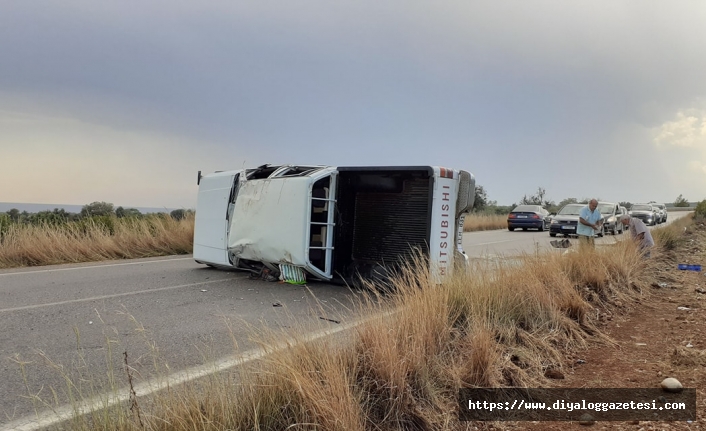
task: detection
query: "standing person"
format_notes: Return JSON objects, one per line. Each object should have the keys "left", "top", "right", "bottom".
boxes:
{"left": 577, "top": 199, "right": 604, "bottom": 247}
{"left": 619, "top": 214, "right": 654, "bottom": 257}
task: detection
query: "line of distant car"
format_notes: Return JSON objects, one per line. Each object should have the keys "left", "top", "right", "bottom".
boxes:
{"left": 506, "top": 202, "right": 668, "bottom": 237}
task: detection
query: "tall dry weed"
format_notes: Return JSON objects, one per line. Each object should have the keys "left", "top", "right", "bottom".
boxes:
{"left": 463, "top": 213, "right": 507, "bottom": 232}
{"left": 651, "top": 215, "right": 691, "bottom": 252}
{"left": 0, "top": 215, "right": 194, "bottom": 268}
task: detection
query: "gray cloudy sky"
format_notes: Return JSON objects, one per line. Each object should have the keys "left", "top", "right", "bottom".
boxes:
{"left": 1, "top": 1, "right": 705, "bottom": 208}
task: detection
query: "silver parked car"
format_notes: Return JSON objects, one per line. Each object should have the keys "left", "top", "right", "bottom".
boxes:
{"left": 630, "top": 203, "right": 657, "bottom": 226}
{"left": 619, "top": 206, "right": 628, "bottom": 222}
{"left": 549, "top": 203, "right": 583, "bottom": 237}
{"left": 597, "top": 202, "right": 622, "bottom": 235}
{"left": 654, "top": 203, "right": 667, "bottom": 223}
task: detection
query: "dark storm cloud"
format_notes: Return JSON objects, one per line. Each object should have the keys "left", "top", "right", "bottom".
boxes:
{"left": 1, "top": 1, "right": 705, "bottom": 206}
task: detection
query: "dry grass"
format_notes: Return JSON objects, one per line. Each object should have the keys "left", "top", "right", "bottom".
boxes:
{"left": 0, "top": 211, "right": 503, "bottom": 268}
{"left": 651, "top": 214, "right": 692, "bottom": 251}
{"left": 463, "top": 213, "right": 507, "bottom": 232}
{"left": 18, "top": 217, "right": 692, "bottom": 431}
{"left": 0, "top": 214, "right": 194, "bottom": 269}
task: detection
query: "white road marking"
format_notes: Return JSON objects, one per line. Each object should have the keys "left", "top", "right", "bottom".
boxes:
{"left": 0, "top": 277, "right": 246, "bottom": 313}
{"left": 0, "top": 314, "right": 373, "bottom": 431}
{"left": 0, "top": 257, "right": 193, "bottom": 277}
{"left": 469, "top": 239, "right": 520, "bottom": 246}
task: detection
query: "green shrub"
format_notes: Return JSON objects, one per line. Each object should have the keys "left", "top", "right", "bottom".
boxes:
{"left": 695, "top": 199, "right": 706, "bottom": 220}
{"left": 76, "top": 215, "right": 117, "bottom": 235}
{"left": 0, "top": 213, "right": 11, "bottom": 237}
{"left": 170, "top": 209, "right": 186, "bottom": 220}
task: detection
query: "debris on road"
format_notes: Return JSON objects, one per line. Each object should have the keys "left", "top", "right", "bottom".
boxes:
{"left": 549, "top": 238, "right": 572, "bottom": 249}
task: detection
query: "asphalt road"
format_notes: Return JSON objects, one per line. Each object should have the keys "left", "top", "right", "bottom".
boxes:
{"left": 0, "top": 258, "right": 359, "bottom": 426}
{"left": 0, "top": 211, "right": 691, "bottom": 426}
{"left": 462, "top": 211, "right": 691, "bottom": 259}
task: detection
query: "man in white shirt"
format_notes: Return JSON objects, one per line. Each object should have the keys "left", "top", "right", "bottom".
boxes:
{"left": 577, "top": 199, "right": 604, "bottom": 247}
{"left": 620, "top": 214, "right": 655, "bottom": 258}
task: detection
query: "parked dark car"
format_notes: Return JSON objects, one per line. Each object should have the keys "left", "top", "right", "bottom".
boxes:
{"left": 507, "top": 204, "right": 552, "bottom": 231}
{"left": 597, "top": 201, "right": 622, "bottom": 235}
{"left": 548, "top": 203, "right": 584, "bottom": 237}
{"left": 630, "top": 203, "right": 657, "bottom": 226}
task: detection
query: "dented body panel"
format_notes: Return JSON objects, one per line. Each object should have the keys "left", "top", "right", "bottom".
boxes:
{"left": 228, "top": 177, "right": 311, "bottom": 266}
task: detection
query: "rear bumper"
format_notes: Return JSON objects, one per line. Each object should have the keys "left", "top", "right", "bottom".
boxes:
{"left": 550, "top": 224, "right": 577, "bottom": 235}
{"left": 633, "top": 215, "right": 654, "bottom": 224}
{"left": 508, "top": 220, "right": 544, "bottom": 229}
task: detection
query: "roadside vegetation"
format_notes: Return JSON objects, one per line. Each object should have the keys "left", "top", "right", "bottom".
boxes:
{"left": 3, "top": 192, "right": 701, "bottom": 267}
{"left": 695, "top": 199, "right": 706, "bottom": 221}
{"left": 0, "top": 202, "right": 194, "bottom": 269}
{"left": 463, "top": 212, "right": 508, "bottom": 231}
{"left": 13, "top": 210, "right": 702, "bottom": 431}
{"left": 0, "top": 199, "right": 507, "bottom": 267}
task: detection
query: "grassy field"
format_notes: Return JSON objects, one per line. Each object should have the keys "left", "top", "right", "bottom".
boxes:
{"left": 15, "top": 214, "right": 698, "bottom": 430}
{"left": 1, "top": 207, "right": 694, "bottom": 269}
{"left": 463, "top": 213, "right": 507, "bottom": 231}
{"left": 0, "top": 214, "right": 194, "bottom": 269}
{"left": 0, "top": 212, "right": 500, "bottom": 269}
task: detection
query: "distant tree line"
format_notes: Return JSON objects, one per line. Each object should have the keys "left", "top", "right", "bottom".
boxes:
{"left": 673, "top": 194, "right": 690, "bottom": 207}
{"left": 0, "top": 201, "right": 194, "bottom": 236}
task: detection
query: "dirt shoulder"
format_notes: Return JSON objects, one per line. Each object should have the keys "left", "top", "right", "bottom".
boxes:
{"left": 485, "top": 223, "right": 706, "bottom": 430}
